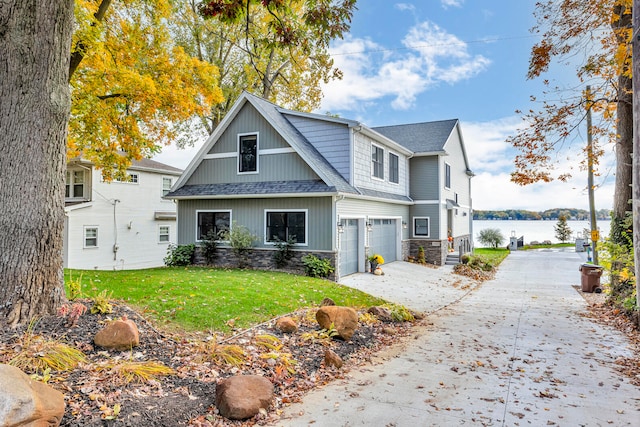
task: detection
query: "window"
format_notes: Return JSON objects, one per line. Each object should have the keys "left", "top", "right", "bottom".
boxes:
{"left": 158, "top": 225, "right": 170, "bottom": 243}
{"left": 84, "top": 227, "right": 98, "bottom": 248}
{"left": 372, "top": 145, "right": 384, "bottom": 179}
{"left": 114, "top": 173, "right": 139, "bottom": 183}
{"left": 239, "top": 134, "right": 258, "bottom": 173}
{"left": 162, "top": 177, "right": 172, "bottom": 196}
{"left": 197, "top": 211, "right": 230, "bottom": 240}
{"left": 66, "top": 170, "right": 85, "bottom": 198}
{"left": 414, "top": 217, "right": 430, "bottom": 237}
{"left": 389, "top": 153, "right": 399, "bottom": 183}
{"left": 266, "top": 211, "right": 306, "bottom": 244}
{"left": 445, "top": 163, "right": 451, "bottom": 188}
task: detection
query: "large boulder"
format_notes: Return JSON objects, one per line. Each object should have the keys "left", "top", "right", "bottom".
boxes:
{"left": 0, "top": 364, "right": 65, "bottom": 427}
{"left": 275, "top": 316, "right": 297, "bottom": 333}
{"left": 94, "top": 318, "right": 139, "bottom": 350}
{"left": 215, "top": 375, "right": 274, "bottom": 420}
{"left": 315, "top": 306, "right": 359, "bottom": 341}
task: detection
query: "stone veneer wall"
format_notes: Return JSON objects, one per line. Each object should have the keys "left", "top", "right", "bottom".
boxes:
{"left": 408, "top": 240, "right": 447, "bottom": 265}
{"left": 193, "top": 247, "right": 337, "bottom": 281}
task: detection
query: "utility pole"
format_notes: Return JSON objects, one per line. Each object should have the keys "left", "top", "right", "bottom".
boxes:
{"left": 585, "top": 85, "right": 598, "bottom": 265}
{"left": 632, "top": 0, "right": 640, "bottom": 312}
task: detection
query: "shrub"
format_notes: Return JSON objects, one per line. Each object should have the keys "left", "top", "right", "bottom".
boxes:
{"left": 417, "top": 246, "right": 426, "bottom": 263}
{"left": 164, "top": 243, "right": 195, "bottom": 266}
{"left": 200, "top": 230, "right": 219, "bottom": 264}
{"left": 221, "top": 223, "right": 257, "bottom": 268}
{"left": 90, "top": 289, "right": 113, "bottom": 314}
{"left": 301, "top": 254, "right": 335, "bottom": 278}
{"left": 460, "top": 253, "right": 471, "bottom": 264}
{"left": 273, "top": 237, "right": 296, "bottom": 268}
{"left": 477, "top": 228, "right": 505, "bottom": 248}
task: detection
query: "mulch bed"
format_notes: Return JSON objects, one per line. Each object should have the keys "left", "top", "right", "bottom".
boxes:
{"left": 0, "top": 300, "right": 416, "bottom": 426}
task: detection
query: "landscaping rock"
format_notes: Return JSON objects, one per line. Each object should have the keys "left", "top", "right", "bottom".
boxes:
{"left": 320, "top": 297, "right": 336, "bottom": 306}
{"left": 316, "top": 306, "right": 359, "bottom": 341}
{"left": 94, "top": 318, "right": 140, "bottom": 350}
{"left": 367, "top": 306, "right": 393, "bottom": 322}
{"left": 215, "top": 375, "right": 274, "bottom": 420}
{"left": 324, "top": 349, "right": 343, "bottom": 368}
{"left": 0, "top": 364, "right": 65, "bottom": 427}
{"left": 275, "top": 317, "right": 298, "bottom": 333}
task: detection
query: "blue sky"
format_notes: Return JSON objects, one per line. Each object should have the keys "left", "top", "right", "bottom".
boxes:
{"left": 155, "top": 0, "right": 615, "bottom": 212}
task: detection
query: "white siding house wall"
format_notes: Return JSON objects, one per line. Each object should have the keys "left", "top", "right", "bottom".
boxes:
{"left": 65, "top": 168, "right": 179, "bottom": 270}
{"left": 439, "top": 131, "right": 473, "bottom": 239}
{"left": 352, "top": 132, "right": 409, "bottom": 196}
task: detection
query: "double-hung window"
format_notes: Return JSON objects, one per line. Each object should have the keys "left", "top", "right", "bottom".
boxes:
{"left": 266, "top": 211, "right": 306, "bottom": 244}
{"left": 84, "top": 226, "right": 98, "bottom": 248}
{"left": 372, "top": 145, "right": 384, "bottom": 179}
{"left": 239, "top": 134, "right": 258, "bottom": 173}
{"left": 389, "top": 153, "right": 399, "bottom": 184}
{"left": 66, "top": 170, "right": 85, "bottom": 198}
{"left": 162, "top": 177, "right": 172, "bottom": 196}
{"left": 197, "top": 211, "right": 231, "bottom": 240}
{"left": 158, "top": 225, "right": 170, "bottom": 243}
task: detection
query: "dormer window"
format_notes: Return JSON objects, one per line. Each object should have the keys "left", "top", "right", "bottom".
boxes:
{"left": 66, "top": 169, "right": 85, "bottom": 199}
{"left": 239, "top": 134, "right": 258, "bottom": 173}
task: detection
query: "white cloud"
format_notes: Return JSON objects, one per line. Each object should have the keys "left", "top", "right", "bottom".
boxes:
{"left": 395, "top": 3, "right": 415, "bottom": 12}
{"left": 441, "top": 0, "right": 463, "bottom": 8}
{"left": 321, "top": 22, "right": 490, "bottom": 112}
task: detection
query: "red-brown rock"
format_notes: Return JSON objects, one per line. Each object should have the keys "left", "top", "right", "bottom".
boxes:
{"left": 315, "top": 306, "right": 359, "bottom": 341}
{"left": 94, "top": 319, "right": 139, "bottom": 350}
{"left": 324, "top": 349, "right": 343, "bottom": 368}
{"left": 215, "top": 375, "right": 274, "bottom": 420}
{"left": 0, "top": 364, "right": 65, "bottom": 427}
{"left": 275, "top": 316, "right": 298, "bottom": 333}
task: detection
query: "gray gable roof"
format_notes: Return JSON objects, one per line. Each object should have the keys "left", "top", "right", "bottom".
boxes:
{"left": 372, "top": 119, "right": 458, "bottom": 154}
{"left": 167, "top": 180, "right": 335, "bottom": 198}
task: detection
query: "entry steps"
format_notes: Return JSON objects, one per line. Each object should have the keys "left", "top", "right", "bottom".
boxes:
{"left": 445, "top": 252, "right": 460, "bottom": 266}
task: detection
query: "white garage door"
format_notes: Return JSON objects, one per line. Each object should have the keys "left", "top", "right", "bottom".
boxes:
{"left": 369, "top": 219, "right": 397, "bottom": 263}
{"left": 339, "top": 219, "right": 359, "bottom": 276}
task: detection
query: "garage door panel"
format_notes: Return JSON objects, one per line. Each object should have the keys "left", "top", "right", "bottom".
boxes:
{"left": 370, "top": 219, "right": 397, "bottom": 263}
{"left": 339, "top": 219, "right": 358, "bottom": 276}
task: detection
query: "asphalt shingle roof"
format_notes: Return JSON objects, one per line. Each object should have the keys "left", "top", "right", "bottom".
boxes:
{"left": 166, "top": 180, "right": 336, "bottom": 198}
{"left": 372, "top": 119, "right": 458, "bottom": 154}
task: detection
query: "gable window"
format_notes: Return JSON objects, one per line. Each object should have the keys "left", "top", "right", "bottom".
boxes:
{"left": 84, "top": 226, "right": 98, "bottom": 248}
{"left": 445, "top": 163, "right": 451, "bottom": 188}
{"left": 413, "top": 217, "right": 430, "bottom": 237}
{"left": 389, "top": 153, "right": 399, "bottom": 184}
{"left": 197, "top": 211, "right": 230, "bottom": 240}
{"left": 162, "top": 177, "right": 172, "bottom": 196}
{"left": 66, "top": 170, "right": 85, "bottom": 198}
{"left": 266, "top": 211, "right": 306, "bottom": 244}
{"left": 372, "top": 145, "right": 384, "bottom": 179}
{"left": 158, "top": 225, "right": 170, "bottom": 243}
{"left": 239, "top": 134, "right": 258, "bottom": 173}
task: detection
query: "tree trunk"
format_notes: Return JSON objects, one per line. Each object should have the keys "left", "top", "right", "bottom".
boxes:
{"left": 0, "top": 1, "right": 74, "bottom": 326}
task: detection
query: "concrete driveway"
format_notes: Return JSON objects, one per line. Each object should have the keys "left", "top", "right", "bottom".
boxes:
{"left": 274, "top": 251, "right": 640, "bottom": 426}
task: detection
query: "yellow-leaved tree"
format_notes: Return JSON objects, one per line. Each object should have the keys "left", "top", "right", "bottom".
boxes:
{"left": 69, "top": 0, "right": 224, "bottom": 179}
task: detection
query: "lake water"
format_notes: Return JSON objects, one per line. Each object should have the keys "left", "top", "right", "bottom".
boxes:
{"left": 473, "top": 220, "right": 611, "bottom": 246}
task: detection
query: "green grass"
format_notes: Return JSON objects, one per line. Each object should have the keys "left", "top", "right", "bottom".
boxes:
{"left": 65, "top": 267, "right": 386, "bottom": 333}
{"left": 521, "top": 242, "right": 574, "bottom": 250}
{"left": 473, "top": 248, "right": 509, "bottom": 266}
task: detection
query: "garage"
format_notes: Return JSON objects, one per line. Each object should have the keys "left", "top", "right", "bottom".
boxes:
{"left": 338, "top": 219, "right": 359, "bottom": 277}
{"left": 369, "top": 219, "right": 397, "bottom": 263}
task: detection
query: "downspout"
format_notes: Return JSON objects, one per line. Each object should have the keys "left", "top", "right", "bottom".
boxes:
{"left": 112, "top": 199, "right": 120, "bottom": 260}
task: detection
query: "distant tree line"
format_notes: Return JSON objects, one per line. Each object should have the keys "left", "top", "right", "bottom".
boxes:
{"left": 473, "top": 208, "right": 611, "bottom": 221}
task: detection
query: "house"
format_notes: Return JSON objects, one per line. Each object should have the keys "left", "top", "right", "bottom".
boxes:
{"left": 166, "top": 91, "right": 473, "bottom": 279}
{"left": 64, "top": 158, "right": 182, "bottom": 270}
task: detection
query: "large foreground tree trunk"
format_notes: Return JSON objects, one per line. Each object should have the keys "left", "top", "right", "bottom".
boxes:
{"left": 0, "top": 1, "right": 74, "bottom": 326}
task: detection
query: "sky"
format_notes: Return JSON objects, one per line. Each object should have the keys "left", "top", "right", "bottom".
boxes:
{"left": 154, "top": 0, "right": 616, "bottom": 212}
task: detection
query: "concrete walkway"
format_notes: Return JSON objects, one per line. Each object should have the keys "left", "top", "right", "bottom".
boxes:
{"left": 275, "top": 251, "right": 640, "bottom": 426}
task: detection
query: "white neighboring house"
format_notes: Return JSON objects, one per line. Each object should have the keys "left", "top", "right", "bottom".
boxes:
{"left": 64, "top": 158, "right": 182, "bottom": 270}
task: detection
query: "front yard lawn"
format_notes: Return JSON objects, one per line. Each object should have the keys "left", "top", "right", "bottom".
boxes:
{"left": 473, "top": 247, "right": 509, "bottom": 266}
{"left": 65, "top": 267, "right": 386, "bottom": 333}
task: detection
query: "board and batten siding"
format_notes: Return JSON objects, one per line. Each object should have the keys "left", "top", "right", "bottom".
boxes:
{"left": 410, "top": 156, "right": 439, "bottom": 200}
{"left": 177, "top": 197, "right": 334, "bottom": 250}
{"left": 410, "top": 203, "right": 440, "bottom": 239}
{"left": 352, "top": 132, "right": 409, "bottom": 196}
{"left": 284, "top": 114, "right": 351, "bottom": 182}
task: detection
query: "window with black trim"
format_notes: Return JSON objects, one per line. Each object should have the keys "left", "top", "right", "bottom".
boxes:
{"left": 389, "top": 153, "right": 399, "bottom": 183}
{"left": 445, "top": 163, "right": 451, "bottom": 188}
{"left": 372, "top": 145, "right": 384, "bottom": 179}
{"left": 239, "top": 134, "right": 258, "bottom": 173}
{"left": 197, "top": 211, "right": 230, "bottom": 240}
{"left": 266, "top": 211, "right": 306, "bottom": 244}
{"left": 414, "top": 217, "right": 430, "bottom": 237}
